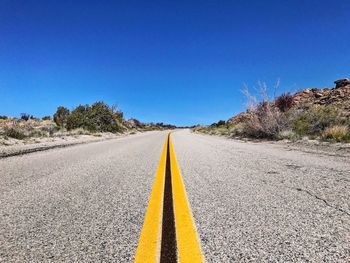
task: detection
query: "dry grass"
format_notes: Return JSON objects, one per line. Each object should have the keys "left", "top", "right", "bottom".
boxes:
{"left": 0, "top": 119, "right": 96, "bottom": 141}
{"left": 0, "top": 119, "right": 57, "bottom": 138}
{"left": 322, "top": 125, "right": 350, "bottom": 142}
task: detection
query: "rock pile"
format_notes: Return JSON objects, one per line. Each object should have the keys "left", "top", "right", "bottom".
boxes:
{"left": 292, "top": 79, "right": 350, "bottom": 113}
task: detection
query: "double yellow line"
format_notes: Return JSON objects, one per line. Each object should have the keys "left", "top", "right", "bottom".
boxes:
{"left": 134, "top": 134, "right": 205, "bottom": 262}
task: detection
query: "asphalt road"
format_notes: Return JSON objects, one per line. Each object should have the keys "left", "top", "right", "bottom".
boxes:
{"left": 1, "top": 130, "right": 349, "bottom": 262}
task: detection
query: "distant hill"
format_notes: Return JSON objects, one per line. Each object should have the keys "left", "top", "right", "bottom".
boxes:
{"left": 194, "top": 79, "right": 350, "bottom": 142}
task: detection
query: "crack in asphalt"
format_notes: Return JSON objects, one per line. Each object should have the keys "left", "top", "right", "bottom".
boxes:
{"left": 293, "top": 187, "right": 350, "bottom": 217}
{"left": 260, "top": 177, "right": 350, "bottom": 217}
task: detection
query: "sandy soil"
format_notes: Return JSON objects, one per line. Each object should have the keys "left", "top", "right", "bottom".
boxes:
{"left": 0, "top": 132, "right": 135, "bottom": 158}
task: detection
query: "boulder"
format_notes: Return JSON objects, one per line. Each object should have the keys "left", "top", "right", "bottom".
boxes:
{"left": 334, "top": 78, "right": 350, "bottom": 88}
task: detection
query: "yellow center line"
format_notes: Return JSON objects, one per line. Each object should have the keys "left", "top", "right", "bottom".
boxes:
{"left": 134, "top": 133, "right": 205, "bottom": 262}
{"left": 169, "top": 135, "right": 205, "bottom": 263}
{"left": 134, "top": 136, "right": 168, "bottom": 263}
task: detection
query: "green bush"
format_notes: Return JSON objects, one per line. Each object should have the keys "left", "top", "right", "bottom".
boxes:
{"left": 4, "top": 128, "right": 26, "bottom": 140}
{"left": 20, "top": 113, "right": 31, "bottom": 121}
{"left": 42, "top": 116, "right": 51, "bottom": 120}
{"left": 291, "top": 105, "right": 344, "bottom": 136}
{"left": 114, "top": 111, "right": 124, "bottom": 122}
{"left": 66, "top": 102, "right": 122, "bottom": 133}
{"left": 53, "top": 106, "right": 70, "bottom": 127}
{"left": 66, "top": 105, "right": 89, "bottom": 130}
{"left": 88, "top": 102, "right": 120, "bottom": 132}
{"left": 228, "top": 123, "right": 245, "bottom": 137}
{"left": 210, "top": 120, "right": 226, "bottom": 128}
{"left": 277, "top": 130, "right": 299, "bottom": 141}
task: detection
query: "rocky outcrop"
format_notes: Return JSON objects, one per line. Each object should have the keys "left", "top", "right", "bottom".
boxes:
{"left": 228, "top": 79, "right": 350, "bottom": 124}
{"left": 292, "top": 82, "right": 350, "bottom": 115}
{"left": 124, "top": 118, "right": 144, "bottom": 129}
{"left": 334, "top": 78, "right": 350, "bottom": 89}
{"left": 227, "top": 111, "right": 253, "bottom": 125}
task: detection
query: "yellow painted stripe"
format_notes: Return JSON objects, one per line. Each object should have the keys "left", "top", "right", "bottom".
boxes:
{"left": 134, "top": 136, "right": 168, "bottom": 263}
{"left": 169, "top": 135, "right": 205, "bottom": 263}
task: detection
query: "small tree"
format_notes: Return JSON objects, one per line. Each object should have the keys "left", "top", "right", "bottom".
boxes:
{"left": 87, "top": 102, "right": 120, "bottom": 132}
{"left": 210, "top": 120, "right": 226, "bottom": 127}
{"left": 217, "top": 120, "right": 226, "bottom": 126}
{"left": 20, "top": 113, "right": 30, "bottom": 121}
{"left": 53, "top": 106, "right": 70, "bottom": 127}
{"left": 66, "top": 105, "right": 89, "bottom": 130}
{"left": 66, "top": 102, "right": 122, "bottom": 132}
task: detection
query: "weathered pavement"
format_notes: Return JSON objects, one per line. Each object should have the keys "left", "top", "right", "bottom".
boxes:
{"left": 172, "top": 130, "right": 350, "bottom": 262}
{"left": 0, "top": 131, "right": 166, "bottom": 262}
{"left": 1, "top": 130, "right": 349, "bottom": 262}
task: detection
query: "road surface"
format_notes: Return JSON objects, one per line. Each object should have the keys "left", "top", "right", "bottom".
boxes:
{"left": 1, "top": 130, "right": 349, "bottom": 262}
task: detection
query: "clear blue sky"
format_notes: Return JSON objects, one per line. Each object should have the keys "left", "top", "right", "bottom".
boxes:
{"left": 1, "top": 0, "right": 349, "bottom": 126}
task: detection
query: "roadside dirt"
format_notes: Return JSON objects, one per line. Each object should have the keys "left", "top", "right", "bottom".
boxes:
{"left": 0, "top": 132, "right": 134, "bottom": 158}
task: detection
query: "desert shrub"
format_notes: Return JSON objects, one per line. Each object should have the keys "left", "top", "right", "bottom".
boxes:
{"left": 240, "top": 82, "right": 288, "bottom": 139}
{"left": 0, "top": 115, "right": 8, "bottom": 120}
{"left": 114, "top": 111, "right": 124, "bottom": 122}
{"left": 4, "top": 128, "right": 26, "bottom": 140}
{"left": 39, "top": 125, "right": 60, "bottom": 136}
{"left": 291, "top": 105, "right": 344, "bottom": 136}
{"left": 68, "top": 128, "right": 92, "bottom": 136}
{"left": 217, "top": 120, "right": 226, "bottom": 126}
{"left": 20, "top": 113, "right": 31, "bottom": 121}
{"left": 111, "top": 104, "right": 124, "bottom": 121}
{"left": 53, "top": 106, "right": 70, "bottom": 127}
{"left": 192, "top": 126, "right": 210, "bottom": 133}
{"left": 66, "top": 105, "right": 89, "bottom": 130}
{"left": 215, "top": 126, "right": 230, "bottom": 136}
{"left": 87, "top": 102, "right": 120, "bottom": 132}
{"left": 66, "top": 102, "right": 121, "bottom": 133}
{"left": 29, "top": 130, "right": 47, "bottom": 137}
{"left": 243, "top": 101, "right": 287, "bottom": 139}
{"left": 42, "top": 116, "right": 51, "bottom": 120}
{"left": 322, "top": 125, "right": 350, "bottom": 142}
{"left": 275, "top": 93, "right": 294, "bottom": 112}
{"left": 228, "top": 123, "right": 245, "bottom": 137}
{"left": 210, "top": 120, "right": 226, "bottom": 128}
{"left": 277, "top": 130, "right": 299, "bottom": 141}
